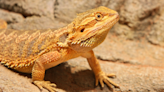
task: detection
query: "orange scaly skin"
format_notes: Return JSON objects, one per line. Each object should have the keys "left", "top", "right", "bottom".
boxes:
{"left": 0, "top": 6, "right": 119, "bottom": 92}
{"left": 0, "top": 19, "right": 7, "bottom": 29}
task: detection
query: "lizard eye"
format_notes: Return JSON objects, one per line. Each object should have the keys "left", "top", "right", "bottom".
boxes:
{"left": 95, "top": 13, "right": 103, "bottom": 20}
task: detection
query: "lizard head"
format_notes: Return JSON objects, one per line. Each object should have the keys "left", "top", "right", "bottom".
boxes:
{"left": 68, "top": 6, "right": 119, "bottom": 52}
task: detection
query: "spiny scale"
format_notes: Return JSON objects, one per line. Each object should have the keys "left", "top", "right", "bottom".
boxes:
{"left": 0, "top": 28, "right": 59, "bottom": 69}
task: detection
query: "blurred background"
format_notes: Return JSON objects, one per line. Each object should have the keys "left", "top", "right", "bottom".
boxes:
{"left": 0, "top": 0, "right": 164, "bottom": 92}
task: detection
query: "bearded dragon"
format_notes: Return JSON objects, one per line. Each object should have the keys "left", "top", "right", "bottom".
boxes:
{"left": 0, "top": 6, "right": 119, "bottom": 92}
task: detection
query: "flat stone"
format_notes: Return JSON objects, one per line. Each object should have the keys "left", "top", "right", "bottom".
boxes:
{"left": 94, "top": 35, "right": 164, "bottom": 67}
{"left": 0, "top": 0, "right": 55, "bottom": 18}
{"left": 0, "top": 9, "right": 24, "bottom": 23}
{"left": 8, "top": 16, "right": 67, "bottom": 30}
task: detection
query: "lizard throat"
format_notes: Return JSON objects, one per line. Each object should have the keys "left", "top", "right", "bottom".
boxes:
{"left": 71, "top": 35, "right": 96, "bottom": 47}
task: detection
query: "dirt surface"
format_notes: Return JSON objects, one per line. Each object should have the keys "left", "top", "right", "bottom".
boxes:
{"left": 0, "top": 0, "right": 164, "bottom": 92}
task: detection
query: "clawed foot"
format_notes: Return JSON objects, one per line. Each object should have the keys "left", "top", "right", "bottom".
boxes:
{"left": 33, "top": 81, "right": 57, "bottom": 92}
{"left": 95, "top": 72, "right": 119, "bottom": 91}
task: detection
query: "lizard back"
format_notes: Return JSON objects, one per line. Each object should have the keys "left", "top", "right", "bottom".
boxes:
{"left": 0, "top": 27, "right": 68, "bottom": 69}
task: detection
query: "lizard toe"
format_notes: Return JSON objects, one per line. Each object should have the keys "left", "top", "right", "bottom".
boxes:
{"left": 96, "top": 72, "right": 119, "bottom": 89}
{"left": 33, "top": 81, "right": 57, "bottom": 92}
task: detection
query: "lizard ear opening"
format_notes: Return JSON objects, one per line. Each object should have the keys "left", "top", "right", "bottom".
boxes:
{"left": 80, "top": 28, "right": 85, "bottom": 32}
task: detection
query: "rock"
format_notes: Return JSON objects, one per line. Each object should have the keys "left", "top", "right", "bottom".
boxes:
{"left": 110, "top": 23, "right": 134, "bottom": 40}
{"left": 0, "top": 65, "right": 40, "bottom": 92}
{"left": 94, "top": 35, "right": 164, "bottom": 67}
{"left": 104, "top": 0, "right": 124, "bottom": 11}
{"left": 0, "top": 0, "right": 55, "bottom": 18}
{"left": 0, "top": 9, "right": 24, "bottom": 23}
{"left": 54, "top": 0, "right": 97, "bottom": 23}
{"left": 67, "top": 58, "right": 164, "bottom": 92}
{"left": 8, "top": 16, "right": 67, "bottom": 30}
{"left": 119, "top": 0, "right": 160, "bottom": 29}
{"left": 114, "top": 0, "right": 162, "bottom": 41}
{"left": 147, "top": 12, "right": 164, "bottom": 47}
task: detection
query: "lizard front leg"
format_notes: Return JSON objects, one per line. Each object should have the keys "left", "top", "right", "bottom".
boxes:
{"left": 81, "top": 50, "right": 119, "bottom": 90}
{"left": 32, "top": 51, "right": 61, "bottom": 92}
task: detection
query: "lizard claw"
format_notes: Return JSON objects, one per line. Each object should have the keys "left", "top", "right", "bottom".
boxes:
{"left": 95, "top": 72, "right": 119, "bottom": 90}
{"left": 33, "top": 81, "right": 57, "bottom": 92}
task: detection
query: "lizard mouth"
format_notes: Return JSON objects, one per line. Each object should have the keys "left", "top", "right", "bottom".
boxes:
{"left": 79, "top": 35, "right": 96, "bottom": 47}
{"left": 71, "top": 35, "right": 95, "bottom": 47}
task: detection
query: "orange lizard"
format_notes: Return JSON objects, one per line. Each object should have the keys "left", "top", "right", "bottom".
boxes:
{"left": 0, "top": 6, "right": 119, "bottom": 92}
